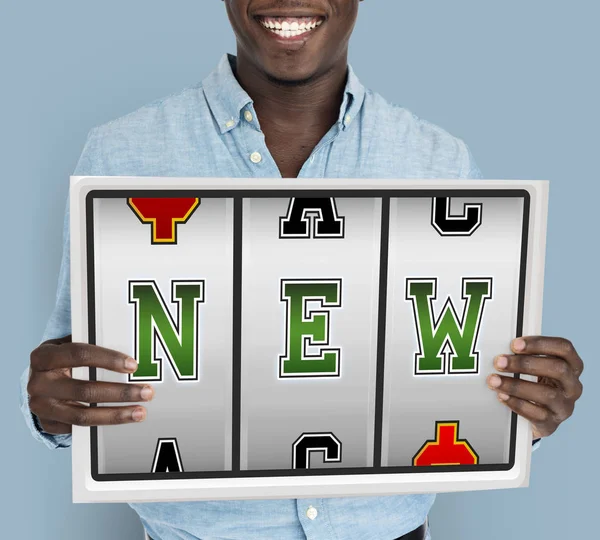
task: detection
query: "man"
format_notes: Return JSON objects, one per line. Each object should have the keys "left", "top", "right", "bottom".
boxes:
{"left": 22, "top": 1, "right": 584, "bottom": 539}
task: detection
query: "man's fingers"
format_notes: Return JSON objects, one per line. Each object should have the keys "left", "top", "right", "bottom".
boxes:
{"left": 494, "top": 354, "right": 583, "bottom": 400}
{"left": 32, "top": 377, "right": 154, "bottom": 404}
{"left": 36, "top": 417, "right": 72, "bottom": 435}
{"left": 494, "top": 394, "right": 557, "bottom": 437}
{"left": 487, "top": 374, "right": 575, "bottom": 422}
{"left": 495, "top": 354, "right": 564, "bottom": 378}
{"left": 32, "top": 397, "right": 147, "bottom": 426}
{"left": 511, "top": 336, "right": 584, "bottom": 376}
{"left": 488, "top": 375, "right": 556, "bottom": 407}
{"left": 31, "top": 341, "right": 138, "bottom": 374}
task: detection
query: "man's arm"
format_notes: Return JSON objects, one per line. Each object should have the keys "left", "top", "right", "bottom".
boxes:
{"left": 463, "top": 143, "right": 584, "bottom": 446}
{"left": 19, "top": 129, "right": 95, "bottom": 448}
{"left": 19, "top": 200, "right": 74, "bottom": 449}
{"left": 21, "top": 129, "right": 154, "bottom": 448}
{"left": 459, "top": 140, "right": 547, "bottom": 451}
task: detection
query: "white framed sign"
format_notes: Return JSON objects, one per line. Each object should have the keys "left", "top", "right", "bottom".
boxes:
{"left": 70, "top": 177, "right": 548, "bottom": 503}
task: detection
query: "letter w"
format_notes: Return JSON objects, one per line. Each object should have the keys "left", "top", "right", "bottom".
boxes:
{"left": 406, "top": 278, "right": 492, "bottom": 374}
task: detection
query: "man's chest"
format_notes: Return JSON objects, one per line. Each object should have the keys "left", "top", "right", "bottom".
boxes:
{"left": 95, "top": 118, "right": 464, "bottom": 181}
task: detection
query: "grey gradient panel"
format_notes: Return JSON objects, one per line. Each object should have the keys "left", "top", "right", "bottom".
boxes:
{"left": 381, "top": 197, "right": 523, "bottom": 466}
{"left": 92, "top": 198, "right": 234, "bottom": 474}
{"left": 240, "top": 198, "right": 382, "bottom": 471}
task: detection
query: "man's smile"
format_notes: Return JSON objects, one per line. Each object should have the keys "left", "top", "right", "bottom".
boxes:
{"left": 254, "top": 15, "right": 325, "bottom": 41}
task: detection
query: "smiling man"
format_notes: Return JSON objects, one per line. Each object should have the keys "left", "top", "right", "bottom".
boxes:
{"left": 22, "top": 1, "right": 584, "bottom": 539}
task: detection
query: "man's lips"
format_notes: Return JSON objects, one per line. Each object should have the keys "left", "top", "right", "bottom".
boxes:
{"left": 254, "top": 15, "right": 325, "bottom": 41}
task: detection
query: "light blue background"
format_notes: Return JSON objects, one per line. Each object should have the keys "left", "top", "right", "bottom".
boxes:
{"left": 1, "top": 0, "right": 597, "bottom": 538}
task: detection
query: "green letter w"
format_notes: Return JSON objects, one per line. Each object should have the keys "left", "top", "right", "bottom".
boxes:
{"left": 129, "top": 280, "right": 204, "bottom": 381}
{"left": 406, "top": 278, "right": 492, "bottom": 374}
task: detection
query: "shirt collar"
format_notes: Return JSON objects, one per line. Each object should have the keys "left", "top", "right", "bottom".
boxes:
{"left": 202, "top": 53, "right": 366, "bottom": 135}
{"left": 336, "top": 62, "right": 365, "bottom": 131}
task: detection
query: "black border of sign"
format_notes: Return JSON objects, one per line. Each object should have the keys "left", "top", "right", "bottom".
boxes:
{"left": 85, "top": 188, "right": 530, "bottom": 482}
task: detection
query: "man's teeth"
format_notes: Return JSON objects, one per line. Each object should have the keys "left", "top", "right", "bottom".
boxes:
{"left": 259, "top": 18, "right": 323, "bottom": 38}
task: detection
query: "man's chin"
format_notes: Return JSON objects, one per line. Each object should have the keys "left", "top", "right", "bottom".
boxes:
{"left": 264, "top": 70, "right": 318, "bottom": 87}
{"left": 260, "top": 60, "right": 323, "bottom": 87}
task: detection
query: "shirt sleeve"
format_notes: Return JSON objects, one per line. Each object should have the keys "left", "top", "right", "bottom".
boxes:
{"left": 19, "top": 129, "right": 102, "bottom": 449}
{"left": 458, "top": 139, "right": 484, "bottom": 180}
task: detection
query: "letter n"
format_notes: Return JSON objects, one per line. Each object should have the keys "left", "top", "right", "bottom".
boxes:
{"left": 129, "top": 280, "right": 204, "bottom": 381}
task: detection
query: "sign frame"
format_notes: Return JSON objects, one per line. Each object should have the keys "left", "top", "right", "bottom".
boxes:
{"left": 70, "top": 177, "right": 548, "bottom": 503}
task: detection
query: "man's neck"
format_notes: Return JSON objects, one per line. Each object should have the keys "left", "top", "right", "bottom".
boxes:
{"left": 231, "top": 53, "right": 348, "bottom": 131}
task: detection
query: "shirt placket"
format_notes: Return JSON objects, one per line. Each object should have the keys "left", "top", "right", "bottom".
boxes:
{"left": 232, "top": 104, "right": 282, "bottom": 178}
{"left": 233, "top": 102, "right": 348, "bottom": 179}
{"left": 297, "top": 123, "right": 344, "bottom": 178}
{"left": 296, "top": 498, "right": 339, "bottom": 540}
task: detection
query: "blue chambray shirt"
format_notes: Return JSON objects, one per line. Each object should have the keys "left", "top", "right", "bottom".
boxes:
{"left": 20, "top": 53, "right": 493, "bottom": 540}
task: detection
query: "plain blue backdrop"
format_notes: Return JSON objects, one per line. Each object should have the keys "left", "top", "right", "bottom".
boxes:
{"left": 1, "top": 0, "right": 597, "bottom": 538}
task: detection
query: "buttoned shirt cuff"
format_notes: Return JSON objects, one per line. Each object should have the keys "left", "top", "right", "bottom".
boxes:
{"left": 20, "top": 367, "right": 72, "bottom": 450}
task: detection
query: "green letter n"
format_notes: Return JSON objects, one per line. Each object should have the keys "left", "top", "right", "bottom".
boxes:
{"left": 129, "top": 280, "right": 204, "bottom": 381}
{"left": 279, "top": 279, "right": 342, "bottom": 378}
{"left": 406, "top": 278, "right": 492, "bottom": 374}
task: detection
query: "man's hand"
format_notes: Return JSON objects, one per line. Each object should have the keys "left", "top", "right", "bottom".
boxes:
{"left": 487, "top": 336, "right": 584, "bottom": 439}
{"left": 28, "top": 335, "right": 154, "bottom": 435}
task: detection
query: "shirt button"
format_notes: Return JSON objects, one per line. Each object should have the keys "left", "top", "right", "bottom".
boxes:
{"left": 250, "top": 151, "right": 262, "bottom": 164}
{"left": 306, "top": 506, "right": 318, "bottom": 520}
{"left": 344, "top": 114, "right": 352, "bottom": 126}
{"left": 244, "top": 110, "right": 253, "bottom": 123}
{"left": 225, "top": 119, "right": 235, "bottom": 128}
